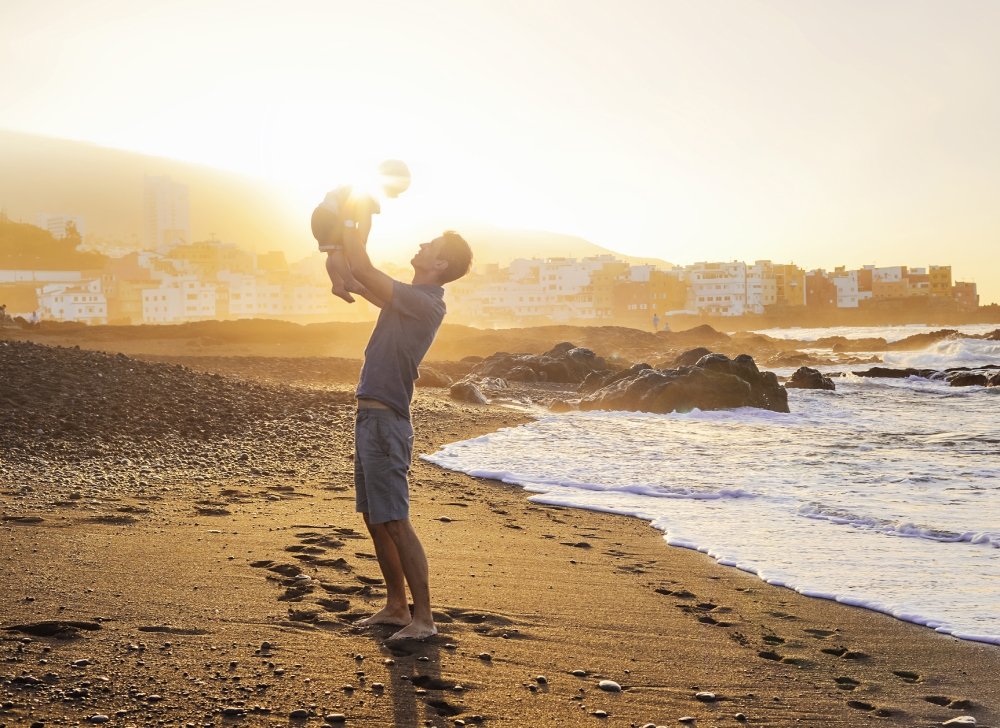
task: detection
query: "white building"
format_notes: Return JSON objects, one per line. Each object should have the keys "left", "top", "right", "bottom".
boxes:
{"left": 143, "top": 175, "right": 191, "bottom": 248}
{"left": 36, "top": 279, "right": 107, "bottom": 324}
{"left": 745, "top": 261, "right": 777, "bottom": 313}
{"left": 35, "top": 213, "right": 85, "bottom": 240}
{"left": 832, "top": 270, "right": 860, "bottom": 307}
{"left": 142, "top": 277, "right": 217, "bottom": 323}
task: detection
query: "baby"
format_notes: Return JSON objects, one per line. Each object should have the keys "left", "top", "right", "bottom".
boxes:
{"left": 311, "top": 159, "right": 411, "bottom": 302}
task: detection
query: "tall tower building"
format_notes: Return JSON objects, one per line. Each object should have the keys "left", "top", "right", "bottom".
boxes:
{"left": 143, "top": 175, "right": 191, "bottom": 248}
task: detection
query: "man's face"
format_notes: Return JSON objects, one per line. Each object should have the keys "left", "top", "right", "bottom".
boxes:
{"left": 411, "top": 236, "right": 447, "bottom": 276}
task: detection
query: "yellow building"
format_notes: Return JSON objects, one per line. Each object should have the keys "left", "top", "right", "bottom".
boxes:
{"left": 591, "top": 261, "right": 630, "bottom": 318}
{"left": 772, "top": 263, "right": 806, "bottom": 306}
{"left": 648, "top": 270, "right": 688, "bottom": 312}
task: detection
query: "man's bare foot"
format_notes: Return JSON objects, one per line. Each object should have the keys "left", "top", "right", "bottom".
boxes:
{"left": 353, "top": 607, "right": 411, "bottom": 628}
{"left": 330, "top": 284, "right": 355, "bottom": 304}
{"left": 388, "top": 621, "right": 437, "bottom": 641}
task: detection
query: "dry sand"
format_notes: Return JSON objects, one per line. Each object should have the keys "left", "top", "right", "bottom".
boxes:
{"left": 1, "top": 331, "right": 998, "bottom": 728}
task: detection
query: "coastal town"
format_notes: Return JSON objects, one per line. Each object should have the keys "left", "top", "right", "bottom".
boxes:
{"left": 0, "top": 176, "right": 982, "bottom": 329}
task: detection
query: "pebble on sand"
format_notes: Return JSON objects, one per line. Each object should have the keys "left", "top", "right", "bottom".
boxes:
{"left": 679, "top": 718, "right": 696, "bottom": 724}
{"left": 536, "top": 675, "right": 548, "bottom": 684}
{"left": 943, "top": 718, "right": 977, "bottom": 726}
{"left": 438, "top": 516, "right": 452, "bottom": 522}
{"left": 571, "top": 669, "right": 587, "bottom": 677}
{"left": 289, "top": 708, "right": 310, "bottom": 719}
{"left": 478, "top": 652, "right": 492, "bottom": 660}
{"left": 598, "top": 680, "right": 622, "bottom": 692}
{"left": 696, "top": 691, "right": 717, "bottom": 701}
{"left": 325, "top": 714, "right": 346, "bottom": 723}
{"left": 87, "top": 716, "right": 110, "bottom": 724}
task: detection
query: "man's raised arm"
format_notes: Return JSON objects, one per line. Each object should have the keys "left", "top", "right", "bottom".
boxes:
{"left": 343, "top": 224, "right": 394, "bottom": 306}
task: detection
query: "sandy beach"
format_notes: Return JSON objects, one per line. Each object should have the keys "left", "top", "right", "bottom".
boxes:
{"left": 2, "top": 327, "right": 999, "bottom": 727}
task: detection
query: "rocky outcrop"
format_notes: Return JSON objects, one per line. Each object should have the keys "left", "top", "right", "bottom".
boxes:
{"left": 472, "top": 342, "right": 607, "bottom": 384}
{"left": 415, "top": 367, "right": 452, "bottom": 388}
{"left": 579, "top": 353, "right": 788, "bottom": 414}
{"left": 785, "top": 367, "right": 836, "bottom": 391}
{"left": 988, "top": 372, "right": 1000, "bottom": 387}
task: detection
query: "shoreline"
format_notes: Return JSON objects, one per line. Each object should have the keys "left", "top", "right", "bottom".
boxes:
{"left": 4, "top": 396, "right": 999, "bottom": 727}
{"left": 2, "top": 339, "right": 998, "bottom": 726}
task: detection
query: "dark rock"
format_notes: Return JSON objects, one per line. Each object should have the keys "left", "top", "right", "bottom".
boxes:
{"left": 949, "top": 372, "right": 988, "bottom": 387}
{"left": 472, "top": 342, "right": 606, "bottom": 385}
{"left": 415, "top": 367, "right": 452, "bottom": 388}
{"left": 785, "top": 367, "right": 836, "bottom": 391}
{"left": 450, "top": 382, "right": 488, "bottom": 404}
{"left": 987, "top": 372, "right": 1000, "bottom": 387}
{"left": 672, "top": 347, "right": 712, "bottom": 367}
{"left": 506, "top": 366, "right": 538, "bottom": 382}
{"left": 853, "top": 366, "right": 938, "bottom": 379}
{"left": 580, "top": 353, "right": 788, "bottom": 414}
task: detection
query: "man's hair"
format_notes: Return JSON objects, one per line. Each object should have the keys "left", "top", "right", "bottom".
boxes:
{"left": 437, "top": 231, "right": 473, "bottom": 285}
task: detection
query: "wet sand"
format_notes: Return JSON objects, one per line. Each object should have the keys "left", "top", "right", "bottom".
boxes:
{"left": 2, "top": 339, "right": 998, "bottom": 727}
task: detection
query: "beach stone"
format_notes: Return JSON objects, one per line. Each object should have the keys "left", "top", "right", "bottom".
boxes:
{"left": 536, "top": 675, "right": 547, "bottom": 683}
{"left": 438, "top": 516, "right": 452, "bottom": 522}
{"left": 87, "top": 716, "right": 110, "bottom": 724}
{"left": 784, "top": 367, "right": 835, "bottom": 391}
{"left": 942, "top": 719, "right": 976, "bottom": 726}
{"left": 598, "top": 680, "right": 622, "bottom": 692}
{"left": 222, "top": 707, "right": 245, "bottom": 716}
{"left": 415, "top": 367, "right": 452, "bottom": 388}
{"left": 696, "top": 691, "right": 717, "bottom": 701}
{"left": 548, "top": 398, "right": 573, "bottom": 412}
{"left": 450, "top": 381, "right": 488, "bottom": 404}
{"left": 591, "top": 710, "right": 608, "bottom": 717}
{"left": 679, "top": 718, "right": 696, "bottom": 724}
{"left": 289, "top": 709, "right": 309, "bottom": 719}
{"left": 478, "top": 652, "right": 492, "bottom": 660}
{"left": 949, "top": 372, "right": 988, "bottom": 387}
{"left": 324, "top": 714, "right": 346, "bottom": 723}
{"left": 734, "top": 713, "right": 747, "bottom": 722}
{"left": 572, "top": 669, "right": 587, "bottom": 676}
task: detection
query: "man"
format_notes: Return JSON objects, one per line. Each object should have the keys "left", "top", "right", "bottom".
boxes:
{"left": 653, "top": 314, "right": 659, "bottom": 332}
{"left": 341, "top": 225, "right": 473, "bottom": 640}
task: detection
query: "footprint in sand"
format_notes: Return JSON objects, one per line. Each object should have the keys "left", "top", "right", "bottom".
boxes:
{"left": 834, "top": 677, "right": 860, "bottom": 691}
{"left": 803, "top": 628, "right": 836, "bottom": 638}
{"left": 892, "top": 670, "right": 921, "bottom": 683}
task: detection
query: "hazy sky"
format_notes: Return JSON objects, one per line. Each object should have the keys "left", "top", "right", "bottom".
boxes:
{"left": 3, "top": 0, "right": 999, "bottom": 301}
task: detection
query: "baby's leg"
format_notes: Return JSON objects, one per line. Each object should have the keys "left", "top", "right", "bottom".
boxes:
{"left": 326, "top": 251, "right": 356, "bottom": 303}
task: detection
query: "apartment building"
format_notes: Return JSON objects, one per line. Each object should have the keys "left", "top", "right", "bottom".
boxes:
{"left": 142, "top": 277, "right": 217, "bottom": 323}
{"left": 36, "top": 279, "right": 107, "bottom": 324}
{"left": 143, "top": 176, "right": 191, "bottom": 248}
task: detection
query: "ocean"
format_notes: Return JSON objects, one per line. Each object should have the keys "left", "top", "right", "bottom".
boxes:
{"left": 424, "top": 325, "right": 1000, "bottom": 645}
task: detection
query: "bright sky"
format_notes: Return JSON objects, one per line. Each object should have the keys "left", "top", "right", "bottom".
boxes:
{"left": 3, "top": 0, "right": 999, "bottom": 301}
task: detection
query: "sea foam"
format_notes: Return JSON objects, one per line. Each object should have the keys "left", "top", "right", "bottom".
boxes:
{"left": 423, "top": 340, "right": 1000, "bottom": 645}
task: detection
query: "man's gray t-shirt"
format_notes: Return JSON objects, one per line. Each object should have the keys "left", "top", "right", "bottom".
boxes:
{"left": 356, "top": 280, "right": 446, "bottom": 420}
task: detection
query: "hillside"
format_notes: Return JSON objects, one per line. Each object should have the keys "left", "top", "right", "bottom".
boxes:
{"left": 0, "top": 214, "right": 108, "bottom": 270}
{"left": 0, "top": 130, "right": 670, "bottom": 269}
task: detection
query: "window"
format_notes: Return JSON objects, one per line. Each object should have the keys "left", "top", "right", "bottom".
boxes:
{"left": 186, "top": 306, "right": 196, "bottom": 311}
{"left": 187, "top": 294, "right": 198, "bottom": 300}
